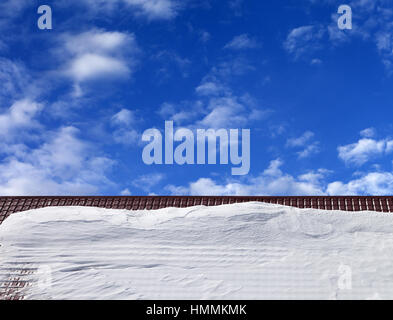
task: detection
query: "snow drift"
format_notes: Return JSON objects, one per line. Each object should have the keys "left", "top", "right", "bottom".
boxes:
{"left": 1, "top": 202, "right": 393, "bottom": 300}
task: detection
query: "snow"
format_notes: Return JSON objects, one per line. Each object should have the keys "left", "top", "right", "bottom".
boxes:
{"left": 1, "top": 202, "right": 393, "bottom": 300}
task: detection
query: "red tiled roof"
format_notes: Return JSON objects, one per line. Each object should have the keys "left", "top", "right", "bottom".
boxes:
{"left": 1, "top": 196, "right": 393, "bottom": 225}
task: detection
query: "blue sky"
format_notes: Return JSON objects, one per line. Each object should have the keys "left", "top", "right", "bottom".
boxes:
{"left": 1, "top": 0, "right": 393, "bottom": 196}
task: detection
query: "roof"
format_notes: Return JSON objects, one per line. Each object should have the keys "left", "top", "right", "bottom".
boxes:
{"left": 1, "top": 196, "right": 393, "bottom": 225}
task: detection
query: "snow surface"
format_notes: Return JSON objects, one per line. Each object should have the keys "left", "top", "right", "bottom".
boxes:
{"left": 1, "top": 202, "right": 393, "bottom": 300}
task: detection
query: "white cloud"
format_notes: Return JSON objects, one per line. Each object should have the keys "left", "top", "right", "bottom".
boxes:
{"left": 112, "top": 109, "right": 136, "bottom": 126}
{"left": 1, "top": 0, "right": 181, "bottom": 22}
{"left": 165, "top": 157, "right": 393, "bottom": 196}
{"left": 161, "top": 72, "right": 267, "bottom": 129}
{"left": 111, "top": 109, "right": 140, "bottom": 145}
{"left": 376, "top": 32, "right": 392, "bottom": 52}
{"left": 120, "top": 0, "right": 180, "bottom": 20}
{"left": 60, "top": 30, "right": 139, "bottom": 89}
{"left": 360, "top": 127, "right": 376, "bottom": 138}
{"left": 183, "top": 178, "right": 244, "bottom": 196}
{"left": 158, "top": 101, "right": 205, "bottom": 125}
{"left": 0, "top": 126, "right": 115, "bottom": 195}
{"left": 0, "top": 0, "right": 31, "bottom": 22}
{"left": 198, "top": 96, "right": 255, "bottom": 129}
{"left": 120, "top": 188, "right": 132, "bottom": 195}
{"left": 159, "top": 53, "right": 268, "bottom": 133}
{"left": 224, "top": 34, "right": 259, "bottom": 50}
{"left": 311, "top": 58, "right": 322, "bottom": 65}
{"left": 298, "top": 169, "right": 331, "bottom": 185}
{"left": 0, "top": 58, "right": 31, "bottom": 104}
{"left": 317, "top": 0, "right": 393, "bottom": 73}
{"left": 212, "top": 58, "right": 256, "bottom": 77}
{"left": 286, "top": 131, "right": 314, "bottom": 147}
{"left": 327, "top": 21, "right": 351, "bottom": 44}
{"left": 284, "top": 25, "right": 325, "bottom": 59}
{"left": 297, "top": 143, "right": 320, "bottom": 159}
{"left": 327, "top": 171, "right": 393, "bottom": 196}
{"left": 165, "top": 159, "right": 328, "bottom": 196}
{"left": 386, "top": 140, "right": 393, "bottom": 154}
{"left": 113, "top": 129, "right": 139, "bottom": 145}
{"left": 286, "top": 131, "right": 320, "bottom": 159}
{"left": 0, "top": 99, "right": 43, "bottom": 139}
{"left": 375, "top": 31, "right": 393, "bottom": 72}
{"left": 338, "top": 138, "right": 393, "bottom": 166}
{"left": 195, "top": 81, "right": 226, "bottom": 96}
{"left": 160, "top": 94, "right": 265, "bottom": 129}
{"left": 340, "top": 1, "right": 393, "bottom": 72}
{"left": 63, "top": 30, "right": 133, "bottom": 56}
{"left": 132, "top": 173, "right": 165, "bottom": 191}
{"left": 69, "top": 54, "right": 130, "bottom": 82}
{"left": 158, "top": 102, "right": 176, "bottom": 118}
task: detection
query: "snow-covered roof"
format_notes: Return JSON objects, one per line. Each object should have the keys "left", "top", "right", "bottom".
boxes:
{"left": 1, "top": 196, "right": 393, "bottom": 226}
{"left": 1, "top": 202, "right": 393, "bottom": 299}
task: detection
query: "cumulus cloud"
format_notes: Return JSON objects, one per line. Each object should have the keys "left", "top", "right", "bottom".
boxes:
{"left": 159, "top": 92, "right": 265, "bottom": 130}
{"left": 111, "top": 109, "right": 140, "bottom": 145}
{"left": 160, "top": 67, "right": 268, "bottom": 129}
{"left": 59, "top": 30, "right": 139, "bottom": 92}
{"left": 198, "top": 96, "right": 259, "bottom": 129}
{"left": 63, "top": 30, "right": 134, "bottom": 55}
{"left": 338, "top": 137, "right": 393, "bottom": 166}
{"left": 224, "top": 34, "right": 259, "bottom": 50}
{"left": 0, "top": 99, "right": 43, "bottom": 139}
{"left": 69, "top": 54, "right": 130, "bottom": 82}
{"left": 0, "top": 126, "right": 114, "bottom": 195}
{"left": 327, "top": 171, "right": 393, "bottom": 196}
{"left": 165, "top": 159, "right": 328, "bottom": 196}
{"left": 165, "top": 157, "right": 393, "bottom": 196}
